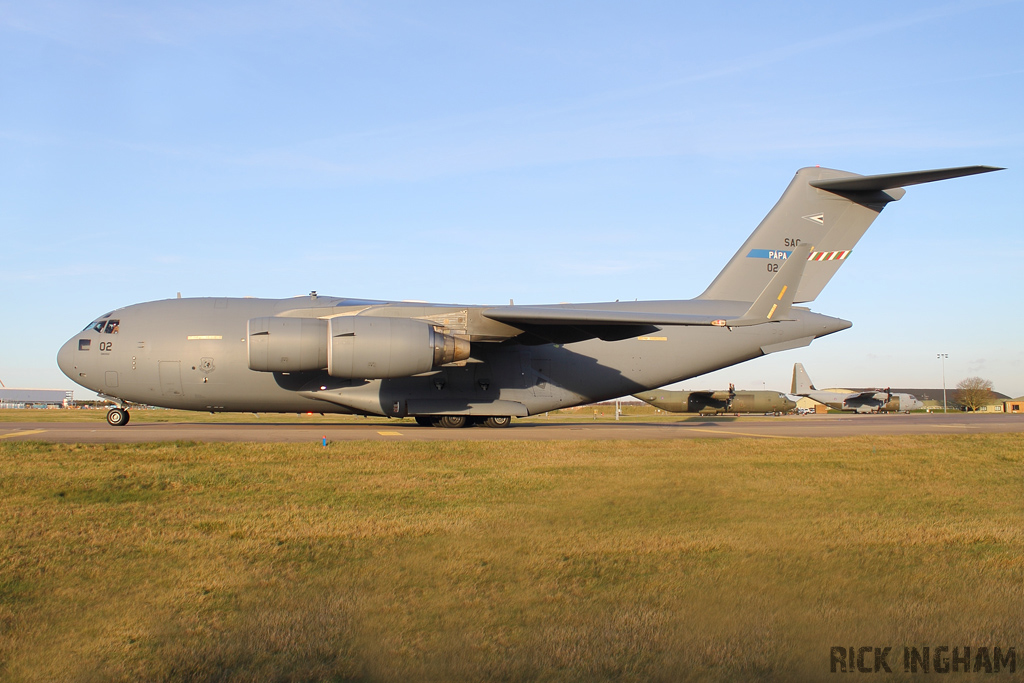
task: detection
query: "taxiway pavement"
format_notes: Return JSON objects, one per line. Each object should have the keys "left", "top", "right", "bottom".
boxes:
{"left": 1, "top": 414, "right": 1022, "bottom": 443}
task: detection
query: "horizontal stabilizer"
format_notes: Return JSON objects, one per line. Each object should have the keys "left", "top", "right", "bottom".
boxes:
{"left": 810, "top": 165, "right": 1002, "bottom": 193}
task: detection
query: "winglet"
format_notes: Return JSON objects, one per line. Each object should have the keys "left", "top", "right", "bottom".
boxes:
{"left": 724, "top": 243, "right": 812, "bottom": 327}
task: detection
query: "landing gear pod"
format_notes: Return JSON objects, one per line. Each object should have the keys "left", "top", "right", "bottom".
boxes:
{"left": 327, "top": 317, "right": 470, "bottom": 379}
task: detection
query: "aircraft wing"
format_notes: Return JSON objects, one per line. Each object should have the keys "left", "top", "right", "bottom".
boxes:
{"left": 477, "top": 307, "right": 720, "bottom": 343}
{"left": 481, "top": 305, "right": 767, "bottom": 343}
{"left": 481, "top": 307, "right": 730, "bottom": 327}
{"left": 483, "top": 243, "right": 812, "bottom": 342}
{"left": 845, "top": 390, "right": 889, "bottom": 403}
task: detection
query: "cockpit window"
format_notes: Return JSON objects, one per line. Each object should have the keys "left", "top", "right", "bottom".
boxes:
{"left": 83, "top": 316, "right": 119, "bottom": 333}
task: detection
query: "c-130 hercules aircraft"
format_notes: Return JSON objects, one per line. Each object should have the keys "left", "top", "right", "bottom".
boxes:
{"left": 633, "top": 384, "right": 797, "bottom": 416}
{"left": 791, "top": 362, "right": 925, "bottom": 414}
{"left": 57, "top": 165, "right": 999, "bottom": 427}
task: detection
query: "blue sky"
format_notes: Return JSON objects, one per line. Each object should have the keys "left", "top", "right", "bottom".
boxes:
{"left": 2, "top": 0, "right": 1022, "bottom": 398}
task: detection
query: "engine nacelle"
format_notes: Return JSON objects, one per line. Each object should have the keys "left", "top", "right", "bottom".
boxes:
{"left": 247, "top": 317, "right": 329, "bottom": 372}
{"left": 247, "top": 315, "right": 471, "bottom": 378}
{"left": 327, "top": 316, "right": 470, "bottom": 379}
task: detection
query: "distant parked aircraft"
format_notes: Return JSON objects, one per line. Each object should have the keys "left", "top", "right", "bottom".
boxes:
{"left": 633, "top": 384, "right": 795, "bottom": 415}
{"left": 791, "top": 363, "right": 924, "bottom": 413}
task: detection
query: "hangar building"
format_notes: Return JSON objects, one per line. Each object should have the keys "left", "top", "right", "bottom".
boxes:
{"left": 0, "top": 389, "right": 74, "bottom": 409}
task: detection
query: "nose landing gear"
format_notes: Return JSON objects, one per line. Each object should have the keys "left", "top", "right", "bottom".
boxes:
{"left": 106, "top": 407, "right": 130, "bottom": 426}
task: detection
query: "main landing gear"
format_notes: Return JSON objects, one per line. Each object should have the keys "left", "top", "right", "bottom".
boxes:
{"left": 106, "top": 407, "right": 130, "bottom": 426}
{"left": 413, "top": 415, "right": 513, "bottom": 428}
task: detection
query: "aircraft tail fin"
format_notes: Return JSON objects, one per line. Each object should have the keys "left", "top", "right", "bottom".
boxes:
{"left": 698, "top": 165, "right": 1001, "bottom": 303}
{"left": 791, "top": 363, "right": 816, "bottom": 394}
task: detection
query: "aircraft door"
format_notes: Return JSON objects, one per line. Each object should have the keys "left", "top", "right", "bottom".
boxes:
{"left": 158, "top": 361, "right": 183, "bottom": 397}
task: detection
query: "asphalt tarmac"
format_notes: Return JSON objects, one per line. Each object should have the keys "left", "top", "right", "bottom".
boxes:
{"left": 2, "top": 413, "right": 1022, "bottom": 443}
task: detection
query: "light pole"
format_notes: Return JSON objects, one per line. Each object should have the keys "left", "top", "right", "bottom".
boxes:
{"left": 937, "top": 353, "right": 948, "bottom": 413}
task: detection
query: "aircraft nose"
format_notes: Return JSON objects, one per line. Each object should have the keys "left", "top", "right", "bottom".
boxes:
{"left": 56, "top": 338, "right": 76, "bottom": 380}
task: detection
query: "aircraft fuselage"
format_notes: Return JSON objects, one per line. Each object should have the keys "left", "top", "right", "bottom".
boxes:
{"left": 57, "top": 296, "right": 848, "bottom": 418}
{"left": 634, "top": 389, "right": 797, "bottom": 415}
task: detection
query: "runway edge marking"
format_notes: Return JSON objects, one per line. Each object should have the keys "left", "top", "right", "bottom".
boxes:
{"left": 0, "top": 429, "right": 47, "bottom": 440}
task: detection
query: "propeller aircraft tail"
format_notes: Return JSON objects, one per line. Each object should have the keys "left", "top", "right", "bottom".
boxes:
{"left": 791, "top": 362, "right": 817, "bottom": 395}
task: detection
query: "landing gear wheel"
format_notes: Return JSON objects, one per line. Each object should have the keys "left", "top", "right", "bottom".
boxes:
{"left": 106, "top": 408, "right": 129, "bottom": 426}
{"left": 436, "top": 415, "right": 468, "bottom": 429}
{"left": 482, "top": 416, "right": 512, "bottom": 428}
{"left": 414, "top": 416, "right": 434, "bottom": 427}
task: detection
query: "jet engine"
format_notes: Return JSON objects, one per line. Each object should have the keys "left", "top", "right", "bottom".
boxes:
{"left": 247, "top": 316, "right": 470, "bottom": 378}
{"left": 247, "top": 317, "right": 329, "bottom": 373}
{"left": 327, "top": 316, "right": 469, "bottom": 378}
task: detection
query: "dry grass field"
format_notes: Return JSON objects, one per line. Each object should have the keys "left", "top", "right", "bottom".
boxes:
{"left": 2, "top": 434, "right": 1022, "bottom": 681}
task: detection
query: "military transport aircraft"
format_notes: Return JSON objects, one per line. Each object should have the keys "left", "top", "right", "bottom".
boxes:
{"left": 791, "top": 362, "right": 925, "bottom": 414}
{"left": 56, "top": 165, "right": 998, "bottom": 427}
{"left": 633, "top": 384, "right": 796, "bottom": 415}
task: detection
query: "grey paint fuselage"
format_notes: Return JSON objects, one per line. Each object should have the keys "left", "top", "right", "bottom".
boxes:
{"left": 57, "top": 297, "right": 848, "bottom": 416}
{"left": 802, "top": 390, "right": 924, "bottom": 414}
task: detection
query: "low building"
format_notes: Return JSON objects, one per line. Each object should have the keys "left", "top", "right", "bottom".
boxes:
{"left": 974, "top": 398, "right": 1006, "bottom": 413}
{"left": 0, "top": 388, "right": 74, "bottom": 408}
{"left": 1004, "top": 398, "right": 1024, "bottom": 414}
{"left": 795, "top": 396, "right": 826, "bottom": 412}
